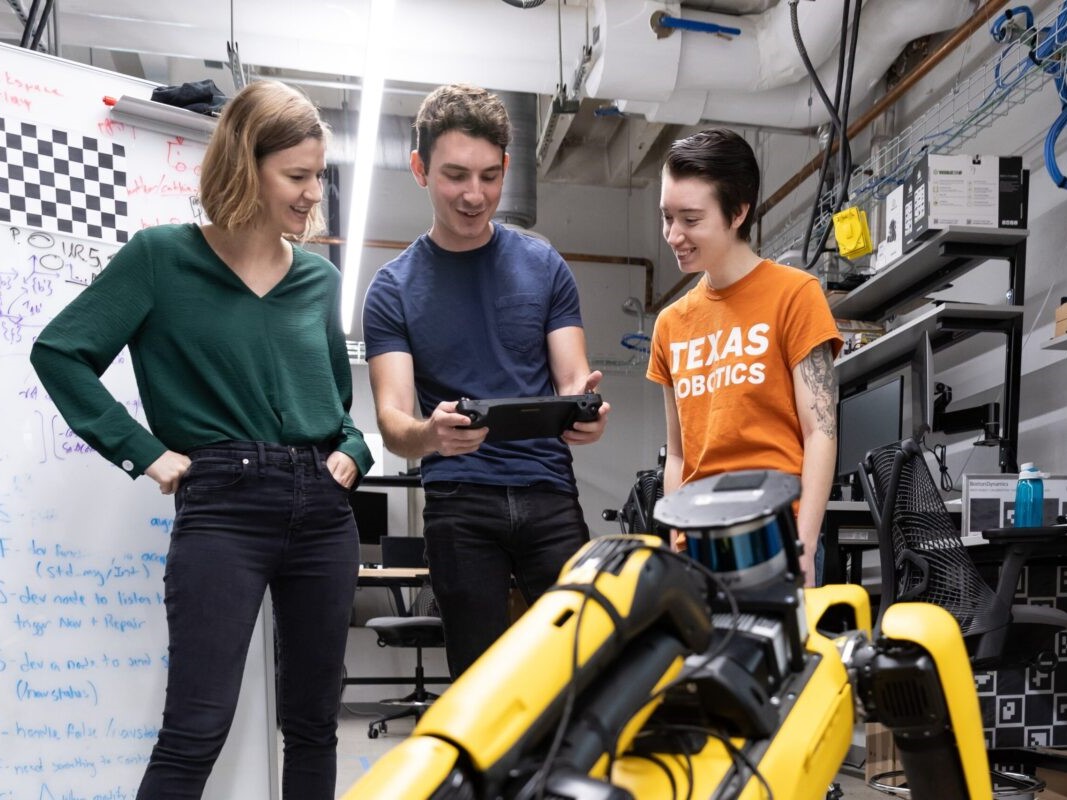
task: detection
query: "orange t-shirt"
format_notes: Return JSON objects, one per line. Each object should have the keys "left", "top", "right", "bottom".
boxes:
{"left": 647, "top": 260, "right": 842, "bottom": 487}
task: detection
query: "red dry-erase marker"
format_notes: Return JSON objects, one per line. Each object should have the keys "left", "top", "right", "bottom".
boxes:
{"left": 102, "top": 96, "right": 118, "bottom": 106}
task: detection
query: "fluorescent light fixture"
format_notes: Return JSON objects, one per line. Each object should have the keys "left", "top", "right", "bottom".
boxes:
{"left": 341, "top": 0, "right": 395, "bottom": 334}
{"left": 106, "top": 95, "right": 217, "bottom": 142}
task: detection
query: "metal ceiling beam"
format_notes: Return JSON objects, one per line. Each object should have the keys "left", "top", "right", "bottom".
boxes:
{"left": 536, "top": 98, "right": 581, "bottom": 179}
{"left": 606, "top": 115, "right": 667, "bottom": 187}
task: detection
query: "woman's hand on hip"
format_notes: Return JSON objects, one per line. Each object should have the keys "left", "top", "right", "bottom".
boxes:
{"left": 145, "top": 451, "right": 191, "bottom": 495}
{"left": 326, "top": 451, "right": 358, "bottom": 489}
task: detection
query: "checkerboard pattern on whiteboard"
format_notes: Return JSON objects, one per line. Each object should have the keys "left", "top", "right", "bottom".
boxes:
{"left": 0, "top": 118, "right": 129, "bottom": 244}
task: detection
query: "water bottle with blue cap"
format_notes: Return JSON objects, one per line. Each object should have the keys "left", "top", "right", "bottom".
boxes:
{"left": 1014, "top": 462, "right": 1046, "bottom": 528}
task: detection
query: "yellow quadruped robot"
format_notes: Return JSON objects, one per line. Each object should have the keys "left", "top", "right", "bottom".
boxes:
{"left": 344, "top": 470, "right": 993, "bottom": 800}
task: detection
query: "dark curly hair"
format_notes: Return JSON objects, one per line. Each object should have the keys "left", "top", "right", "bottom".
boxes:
{"left": 414, "top": 84, "right": 510, "bottom": 169}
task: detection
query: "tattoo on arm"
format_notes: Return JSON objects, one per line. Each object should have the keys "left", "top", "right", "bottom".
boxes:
{"left": 800, "top": 342, "right": 837, "bottom": 439}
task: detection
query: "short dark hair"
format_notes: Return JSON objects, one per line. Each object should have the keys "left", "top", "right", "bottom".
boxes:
{"left": 664, "top": 128, "right": 760, "bottom": 241}
{"left": 414, "top": 84, "right": 510, "bottom": 169}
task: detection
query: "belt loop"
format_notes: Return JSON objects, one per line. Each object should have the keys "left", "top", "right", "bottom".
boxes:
{"left": 311, "top": 444, "right": 323, "bottom": 477}
{"left": 256, "top": 441, "right": 266, "bottom": 478}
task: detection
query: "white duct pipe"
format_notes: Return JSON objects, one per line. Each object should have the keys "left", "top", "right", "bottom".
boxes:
{"left": 584, "top": 0, "right": 863, "bottom": 101}
{"left": 591, "top": 0, "right": 971, "bottom": 129}
{"left": 9, "top": 0, "right": 972, "bottom": 131}
{"left": 705, "top": 0, "right": 971, "bottom": 127}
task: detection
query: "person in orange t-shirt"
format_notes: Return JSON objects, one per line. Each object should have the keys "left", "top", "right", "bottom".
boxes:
{"left": 647, "top": 129, "right": 842, "bottom": 586}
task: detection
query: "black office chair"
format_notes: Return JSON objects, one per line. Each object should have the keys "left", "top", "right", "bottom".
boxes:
{"left": 364, "top": 536, "right": 446, "bottom": 739}
{"left": 858, "top": 437, "right": 1067, "bottom": 796}
{"left": 603, "top": 445, "right": 666, "bottom": 539}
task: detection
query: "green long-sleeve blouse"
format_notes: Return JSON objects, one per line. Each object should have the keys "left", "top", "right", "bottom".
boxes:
{"left": 31, "top": 223, "right": 373, "bottom": 479}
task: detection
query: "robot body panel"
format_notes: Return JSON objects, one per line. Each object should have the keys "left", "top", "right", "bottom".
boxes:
{"left": 612, "top": 585, "right": 861, "bottom": 800}
{"left": 409, "top": 536, "right": 710, "bottom": 792}
{"left": 874, "top": 603, "right": 993, "bottom": 798}
{"left": 338, "top": 736, "right": 461, "bottom": 800}
{"left": 345, "top": 473, "right": 995, "bottom": 800}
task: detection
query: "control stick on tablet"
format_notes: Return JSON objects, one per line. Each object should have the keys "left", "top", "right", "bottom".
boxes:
{"left": 572, "top": 392, "right": 602, "bottom": 422}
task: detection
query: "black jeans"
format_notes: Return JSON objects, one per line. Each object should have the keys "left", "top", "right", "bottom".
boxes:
{"left": 136, "top": 441, "right": 358, "bottom": 800}
{"left": 422, "top": 482, "right": 589, "bottom": 679}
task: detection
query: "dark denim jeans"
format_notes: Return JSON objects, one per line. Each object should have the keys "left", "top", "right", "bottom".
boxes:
{"left": 136, "top": 441, "right": 358, "bottom": 800}
{"left": 422, "top": 482, "right": 589, "bottom": 678}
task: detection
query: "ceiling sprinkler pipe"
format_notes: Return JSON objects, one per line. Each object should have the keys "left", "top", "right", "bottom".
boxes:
{"left": 653, "top": 13, "right": 742, "bottom": 38}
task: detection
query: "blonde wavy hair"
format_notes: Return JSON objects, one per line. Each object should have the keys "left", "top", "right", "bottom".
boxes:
{"left": 199, "top": 80, "right": 329, "bottom": 240}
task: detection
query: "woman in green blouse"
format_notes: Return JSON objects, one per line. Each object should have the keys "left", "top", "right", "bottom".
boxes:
{"left": 31, "top": 80, "right": 372, "bottom": 800}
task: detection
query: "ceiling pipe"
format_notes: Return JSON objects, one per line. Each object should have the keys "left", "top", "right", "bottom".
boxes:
{"left": 683, "top": 0, "right": 969, "bottom": 128}
{"left": 495, "top": 91, "right": 539, "bottom": 230}
{"left": 754, "top": 0, "right": 1006, "bottom": 225}
{"left": 588, "top": 0, "right": 969, "bottom": 128}
{"left": 651, "top": 0, "right": 1004, "bottom": 313}
{"left": 11, "top": 0, "right": 966, "bottom": 130}
{"left": 587, "top": 0, "right": 852, "bottom": 102}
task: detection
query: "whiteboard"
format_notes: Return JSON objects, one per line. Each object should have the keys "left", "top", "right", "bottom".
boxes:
{"left": 0, "top": 43, "right": 278, "bottom": 800}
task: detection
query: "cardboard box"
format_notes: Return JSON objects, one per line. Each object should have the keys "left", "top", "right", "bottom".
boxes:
{"left": 902, "top": 154, "right": 1028, "bottom": 251}
{"left": 865, "top": 722, "right": 901, "bottom": 786}
{"left": 1055, "top": 300, "right": 1067, "bottom": 338}
{"left": 961, "top": 473, "right": 1067, "bottom": 537}
{"left": 1036, "top": 765, "right": 1067, "bottom": 800}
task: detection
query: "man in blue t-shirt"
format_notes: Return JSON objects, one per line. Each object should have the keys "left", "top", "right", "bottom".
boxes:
{"left": 363, "top": 84, "right": 610, "bottom": 678}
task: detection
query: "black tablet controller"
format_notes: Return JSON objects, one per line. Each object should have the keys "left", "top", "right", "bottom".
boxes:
{"left": 455, "top": 393, "right": 602, "bottom": 442}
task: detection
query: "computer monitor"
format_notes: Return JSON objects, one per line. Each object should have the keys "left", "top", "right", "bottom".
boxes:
{"left": 349, "top": 490, "right": 388, "bottom": 545}
{"left": 910, "top": 330, "right": 934, "bottom": 440}
{"left": 837, "top": 375, "right": 904, "bottom": 485}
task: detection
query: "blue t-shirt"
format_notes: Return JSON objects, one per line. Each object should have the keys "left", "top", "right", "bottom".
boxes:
{"left": 363, "top": 225, "right": 583, "bottom": 492}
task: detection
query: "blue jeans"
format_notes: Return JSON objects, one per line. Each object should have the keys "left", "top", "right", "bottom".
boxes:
{"left": 137, "top": 441, "right": 358, "bottom": 800}
{"left": 422, "top": 482, "right": 589, "bottom": 679}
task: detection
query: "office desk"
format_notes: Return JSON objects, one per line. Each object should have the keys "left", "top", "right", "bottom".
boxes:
{"left": 347, "top": 566, "right": 450, "bottom": 687}
{"left": 821, "top": 501, "right": 962, "bottom": 585}
{"left": 358, "top": 566, "right": 428, "bottom": 617}
{"left": 358, "top": 566, "right": 429, "bottom": 587}
{"left": 822, "top": 501, "right": 879, "bottom": 584}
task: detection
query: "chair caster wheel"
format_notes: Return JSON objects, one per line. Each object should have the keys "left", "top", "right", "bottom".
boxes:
{"left": 368, "top": 726, "right": 379, "bottom": 739}
{"left": 380, "top": 722, "right": 387, "bottom": 734}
